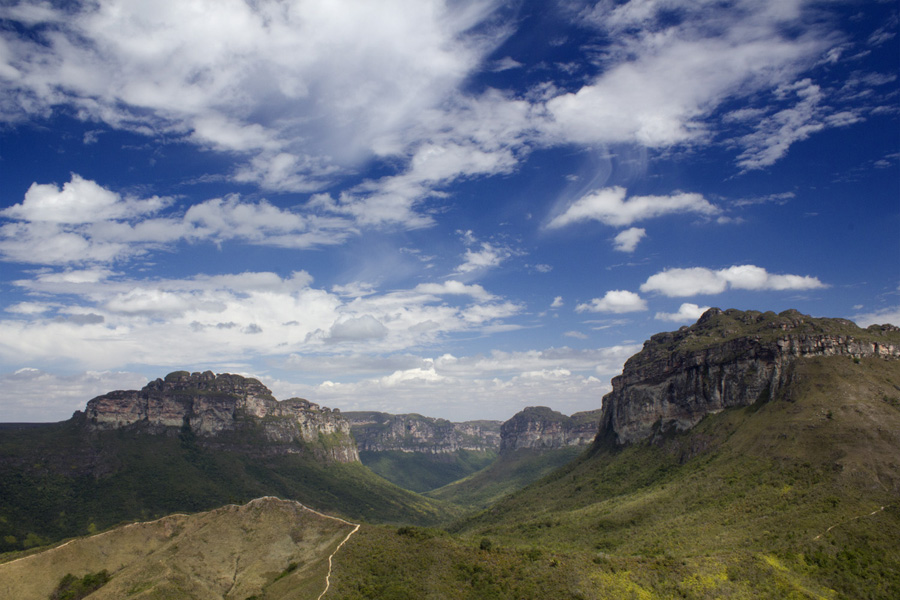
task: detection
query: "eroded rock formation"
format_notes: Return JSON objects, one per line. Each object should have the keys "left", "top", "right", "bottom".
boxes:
{"left": 343, "top": 412, "right": 501, "bottom": 454}
{"left": 598, "top": 308, "right": 900, "bottom": 445}
{"left": 80, "top": 371, "right": 359, "bottom": 463}
{"left": 499, "top": 406, "right": 602, "bottom": 452}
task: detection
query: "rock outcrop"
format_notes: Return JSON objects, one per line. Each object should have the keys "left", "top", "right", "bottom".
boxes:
{"left": 598, "top": 308, "right": 900, "bottom": 446}
{"left": 80, "top": 371, "right": 359, "bottom": 463}
{"left": 343, "top": 412, "right": 501, "bottom": 454}
{"left": 500, "top": 406, "right": 602, "bottom": 452}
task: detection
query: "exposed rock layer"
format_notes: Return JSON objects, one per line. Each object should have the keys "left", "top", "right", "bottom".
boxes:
{"left": 500, "top": 406, "right": 602, "bottom": 452}
{"left": 80, "top": 371, "right": 359, "bottom": 463}
{"left": 343, "top": 412, "right": 501, "bottom": 454}
{"left": 598, "top": 308, "right": 900, "bottom": 445}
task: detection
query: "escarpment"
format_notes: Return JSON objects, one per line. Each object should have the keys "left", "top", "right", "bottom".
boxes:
{"left": 79, "top": 370, "right": 359, "bottom": 463}
{"left": 499, "top": 406, "right": 602, "bottom": 451}
{"left": 598, "top": 308, "right": 900, "bottom": 446}
{"left": 343, "top": 412, "right": 501, "bottom": 453}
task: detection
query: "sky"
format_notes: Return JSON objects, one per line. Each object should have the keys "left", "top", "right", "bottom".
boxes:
{"left": 0, "top": 0, "right": 898, "bottom": 423}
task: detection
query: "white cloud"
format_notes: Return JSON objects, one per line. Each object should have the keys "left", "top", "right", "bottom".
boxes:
{"left": 0, "top": 0, "right": 514, "bottom": 196}
{"left": 655, "top": 302, "right": 711, "bottom": 323}
{"left": 576, "top": 290, "right": 648, "bottom": 314}
{"left": 613, "top": 227, "right": 647, "bottom": 252}
{"left": 415, "top": 281, "right": 495, "bottom": 301}
{"left": 452, "top": 230, "right": 518, "bottom": 275}
{"left": 734, "top": 79, "right": 829, "bottom": 170}
{"left": 328, "top": 315, "right": 389, "bottom": 342}
{"left": 851, "top": 306, "right": 900, "bottom": 328}
{"left": 551, "top": 296, "right": 564, "bottom": 308}
{"left": 0, "top": 175, "right": 361, "bottom": 265}
{"left": 641, "top": 265, "right": 827, "bottom": 297}
{"left": 545, "top": 0, "right": 831, "bottom": 150}
{"left": 2, "top": 174, "right": 169, "bottom": 224}
{"left": 548, "top": 187, "right": 719, "bottom": 228}
{"left": 0, "top": 368, "right": 149, "bottom": 422}
{"left": 271, "top": 344, "right": 640, "bottom": 420}
{"left": 1, "top": 270, "right": 522, "bottom": 369}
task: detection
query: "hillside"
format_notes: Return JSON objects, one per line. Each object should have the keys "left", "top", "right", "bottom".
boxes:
{"left": 450, "top": 343, "right": 900, "bottom": 596}
{"left": 0, "top": 497, "right": 355, "bottom": 600}
{"left": 343, "top": 411, "right": 500, "bottom": 492}
{"left": 0, "top": 374, "right": 455, "bottom": 553}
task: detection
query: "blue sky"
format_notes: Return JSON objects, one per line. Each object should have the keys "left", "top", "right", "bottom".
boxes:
{"left": 1, "top": 0, "right": 898, "bottom": 422}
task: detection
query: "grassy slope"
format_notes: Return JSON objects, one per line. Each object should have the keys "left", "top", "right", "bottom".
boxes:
{"left": 358, "top": 449, "right": 497, "bottom": 493}
{"left": 0, "top": 497, "right": 353, "bottom": 600}
{"left": 0, "top": 424, "right": 456, "bottom": 554}
{"left": 326, "top": 356, "right": 900, "bottom": 599}
{"left": 427, "top": 446, "right": 585, "bottom": 511}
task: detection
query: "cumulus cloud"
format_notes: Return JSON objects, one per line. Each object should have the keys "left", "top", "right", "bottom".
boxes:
{"left": 453, "top": 230, "right": 518, "bottom": 275}
{"left": 271, "top": 344, "right": 640, "bottom": 420}
{"left": 852, "top": 306, "right": 900, "bottom": 328}
{"left": 576, "top": 290, "right": 647, "bottom": 314}
{"left": 641, "top": 265, "right": 827, "bottom": 297}
{"left": 613, "top": 227, "right": 647, "bottom": 252}
{"left": 0, "top": 368, "right": 148, "bottom": 422}
{"left": 328, "top": 315, "right": 389, "bottom": 342}
{"left": 0, "top": 175, "right": 359, "bottom": 265}
{"left": 0, "top": 0, "right": 854, "bottom": 231}
{"left": 1, "top": 270, "right": 522, "bottom": 369}
{"left": 548, "top": 187, "right": 719, "bottom": 229}
{"left": 655, "top": 302, "right": 711, "bottom": 323}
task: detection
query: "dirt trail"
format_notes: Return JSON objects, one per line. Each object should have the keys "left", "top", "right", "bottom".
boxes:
{"left": 305, "top": 507, "right": 359, "bottom": 600}
{"left": 813, "top": 505, "right": 887, "bottom": 540}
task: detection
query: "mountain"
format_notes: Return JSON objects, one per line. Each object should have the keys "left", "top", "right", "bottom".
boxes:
{"left": 342, "top": 412, "right": 500, "bottom": 492}
{"left": 0, "top": 372, "right": 452, "bottom": 554}
{"left": 83, "top": 370, "right": 358, "bottom": 462}
{"left": 427, "top": 406, "right": 603, "bottom": 510}
{"left": 500, "top": 406, "right": 602, "bottom": 451}
{"left": 3, "top": 309, "right": 898, "bottom": 598}
{"left": 598, "top": 308, "right": 900, "bottom": 445}
{"left": 343, "top": 411, "right": 501, "bottom": 454}
{"left": 450, "top": 309, "right": 900, "bottom": 598}
{"left": 0, "top": 497, "right": 356, "bottom": 600}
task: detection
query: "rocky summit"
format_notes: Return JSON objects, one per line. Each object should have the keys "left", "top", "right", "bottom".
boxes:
{"left": 343, "top": 411, "right": 501, "bottom": 454}
{"left": 598, "top": 308, "right": 900, "bottom": 445}
{"left": 79, "top": 370, "right": 359, "bottom": 463}
{"left": 499, "top": 406, "right": 602, "bottom": 452}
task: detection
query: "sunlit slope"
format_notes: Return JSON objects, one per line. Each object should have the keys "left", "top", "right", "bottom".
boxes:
{"left": 0, "top": 497, "right": 353, "bottom": 600}
{"left": 453, "top": 356, "right": 900, "bottom": 599}
{"left": 0, "top": 424, "right": 455, "bottom": 553}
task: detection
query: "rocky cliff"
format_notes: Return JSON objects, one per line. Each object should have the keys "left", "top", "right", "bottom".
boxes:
{"left": 79, "top": 371, "right": 359, "bottom": 463}
{"left": 598, "top": 308, "right": 900, "bottom": 445}
{"left": 499, "top": 406, "right": 602, "bottom": 452}
{"left": 343, "top": 411, "right": 501, "bottom": 454}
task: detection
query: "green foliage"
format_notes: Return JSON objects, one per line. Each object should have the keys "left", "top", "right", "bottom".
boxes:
{"left": 359, "top": 449, "right": 496, "bottom": 493}
{"left": 50, "top": 570, "right": 111, "bottom": 600}
{"left": 0, "top": 421, "right": 456, "bottom": 553}
{"left": 450, "top": 356, "right": 900, "bottom": 599}
{"left": 428, "top": 446, "right": 584, "bottom": 510}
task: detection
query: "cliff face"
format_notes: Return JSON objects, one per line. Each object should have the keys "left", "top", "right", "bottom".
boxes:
{"left": 343, "top": 412, "right": 501, "bottom": 454}
{"left": 81, "top": 371, "right": 359, "bottom": 463}
{"left": 500, "top": 406, "right": 602, "bottom": 452}
{"left": 599, "top": 308, "right": 900, "bottom": 446}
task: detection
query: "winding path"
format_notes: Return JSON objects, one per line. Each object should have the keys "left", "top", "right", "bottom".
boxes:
{"left": 813, "top": 505, "right": 887, "bottom": 540}
{"left": 305, "top": 506, "right": 360, "bottom": 600}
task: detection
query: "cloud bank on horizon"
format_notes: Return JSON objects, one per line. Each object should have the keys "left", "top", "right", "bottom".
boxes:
{"left": 1, "top": 0, "right": 897, "bottom": 421}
